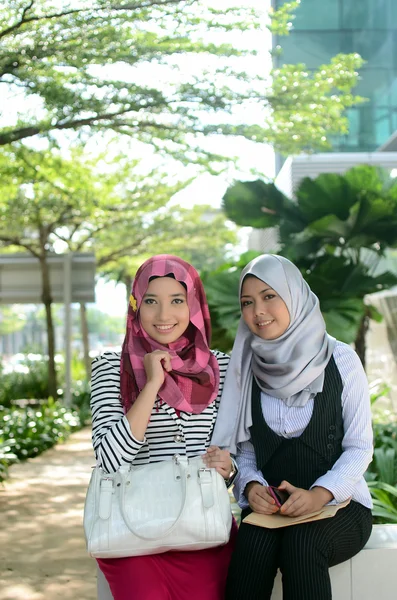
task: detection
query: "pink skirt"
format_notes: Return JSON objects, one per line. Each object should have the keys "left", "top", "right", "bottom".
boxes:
{"left": 97, "top": 519, "right": 238, "bottom": 600}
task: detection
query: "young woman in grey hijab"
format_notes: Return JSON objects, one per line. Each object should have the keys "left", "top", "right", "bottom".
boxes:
{"left": 212, "top": 254, "right": 373, "bottom": 600}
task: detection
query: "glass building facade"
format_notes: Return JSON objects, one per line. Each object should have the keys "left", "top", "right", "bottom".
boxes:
{"left": 272, "top": 0, "right": 397, "bottom": 152}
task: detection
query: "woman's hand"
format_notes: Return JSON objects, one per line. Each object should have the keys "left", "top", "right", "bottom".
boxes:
{"left": 279, "top": 481, "right": 333, "bottom": 517}
{"left": 126, "top": 351, "right": 171, "bottom": 441}
{"left": 203, "top": 446, "right": 232, "bottom": 479}
{"left": 143, "top": 350, "right": 172, "bottom": 391}
{"left": 245, "top": 482, "right": 279, "bottom": 515}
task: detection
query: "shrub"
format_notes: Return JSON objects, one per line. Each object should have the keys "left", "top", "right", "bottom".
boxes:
{"left": 0, "top": 359, "right": 50, "bottom": 407}
{"left": 0, "top": 352, "right": 91, "bottom": 407}
{"left": 0, "top": 440, "right": 17, "bottom": 482}
{"left": 0, "top": 399, "right": 81, "bottom": 482}
{"left": 0, "top": 352, "right": 91, "bottom": 482}
{"left": 59, "top": 380, "right": 91, "bottom": 426}
{"left": 366, "top": 385, "right": 397, "bottom": 523}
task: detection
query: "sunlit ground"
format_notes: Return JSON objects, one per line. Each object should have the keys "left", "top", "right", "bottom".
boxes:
{"left": 0, "top": 429, "right": 241, "bottom": 600}
{"left": 0, "top": 430, "right": 97, "bottom": 600}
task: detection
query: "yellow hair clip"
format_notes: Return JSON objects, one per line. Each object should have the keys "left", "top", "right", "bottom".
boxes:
{"left": 129, "top": 294, "right": 137, "bottom": 312}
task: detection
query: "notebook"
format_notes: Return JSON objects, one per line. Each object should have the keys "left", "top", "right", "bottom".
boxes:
{"left": 243, "top": 499, "right": 351, "bottom": 529}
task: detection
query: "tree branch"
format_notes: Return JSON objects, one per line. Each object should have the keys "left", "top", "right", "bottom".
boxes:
{"left": 0, "top": 5, "right": 82, "bottom": 40}
{"left": 0, "top": 107, "right": 183, "bottom": 145}
{"left": 17, "top": 153, "right": 81, "bottom": 224}
{"left": 51, "top": 231, "right": 70, "bottom": 244}
{"left": 0, "top": 0, "right": 184, "bottom": 41}
{"left": 0, "top": 235, "right": 40, "bottom": 258}
{"left": 97, "top": 236, "right": 149, "bottom": 267}
{"left": 0, "top": 108, "right": 133, "bottom": 146}
{"left": 72, "top": 223, "right": 116, "bottom": 251}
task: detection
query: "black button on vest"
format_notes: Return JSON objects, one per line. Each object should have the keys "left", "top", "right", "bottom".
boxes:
{"left": 250, "top": 356, "right": 344, "bottom": 490}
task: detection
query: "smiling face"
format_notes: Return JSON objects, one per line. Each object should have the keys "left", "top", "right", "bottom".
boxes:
{"left": 138, "top": 276, "right": 190, "bottom": 345}
{"left": 240, "top": 275, "right": 290, "bottom": 340}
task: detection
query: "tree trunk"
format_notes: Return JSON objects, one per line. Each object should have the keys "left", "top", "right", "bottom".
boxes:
{"left": 354, "top": 308, "right": 370, "bottom": 371}
{"left": 80, "top": 303, "right": 91, "bottom": 378}
{"left": 39, "top": 255, "right": 58, "bottom": 399}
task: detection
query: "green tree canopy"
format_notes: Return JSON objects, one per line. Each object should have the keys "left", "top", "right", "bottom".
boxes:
{"left": 96, "top": 202, "right": 238, "bottom": 293}
{"left": 0, "top": 145, "right": 237, "bottom": 395}
{"left": 0, "top": 0, "right": 364, "bottom": 158}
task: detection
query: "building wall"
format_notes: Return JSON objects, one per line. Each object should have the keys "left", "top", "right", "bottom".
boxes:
{"left": 247, "top": 226, "right": 280, "bottom": 253}
{"left": 272, "top": 0, "right": 397, "bottom": 153}
{"left": 275, "top": 151, "right": 397, "bottom": 197}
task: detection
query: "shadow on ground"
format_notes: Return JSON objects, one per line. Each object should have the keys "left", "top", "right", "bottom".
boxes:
{"left": 0, "top": 429, "right": 97, "bottom": 600}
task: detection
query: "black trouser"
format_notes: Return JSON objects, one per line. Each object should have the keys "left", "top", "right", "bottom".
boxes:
{"left": 225, "top": 501, "right": 372, "bottom": 600}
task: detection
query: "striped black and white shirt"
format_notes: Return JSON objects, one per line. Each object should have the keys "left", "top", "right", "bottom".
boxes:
{"left": 90, "top": 350, "right": 230, "bottom": 473}
{"left": 234, "top": 341, "right": 373, "bottom": 509}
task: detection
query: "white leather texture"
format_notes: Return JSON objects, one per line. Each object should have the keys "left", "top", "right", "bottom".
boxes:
{"left": 84, "top": 455, "right": 232, "bottom": 558}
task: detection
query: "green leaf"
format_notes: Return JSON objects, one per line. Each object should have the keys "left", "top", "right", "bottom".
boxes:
{"left": 296, "top": 173, "right": 357, "bottom": 222}
{"left": 369, "top": 481, "right": 397, "bottom": 498}
{"left": 322, "top": 301, "right": 364, "bottom": 343}
{"left": 223, "top": 180, "right": 284, "bottom": 228}
{"left": 367, "top": 304, "right": 383, "bottom": 323}
{"left": 304, "top": 214, "right": 349, "bottom": 239}
{"left": 373, "top": 448, "right": 397, "bottom": 486}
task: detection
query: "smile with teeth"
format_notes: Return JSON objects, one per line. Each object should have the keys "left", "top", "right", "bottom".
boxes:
{"left": 256, "top": 319, "right": 274, "bottom": 327}
{"left": 154, "top": 324, "right": 176, "bottom": 331}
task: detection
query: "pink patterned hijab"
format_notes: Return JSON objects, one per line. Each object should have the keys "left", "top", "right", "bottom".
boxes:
{"left": 120, "top": 255, "right": 220, "bottom": 414}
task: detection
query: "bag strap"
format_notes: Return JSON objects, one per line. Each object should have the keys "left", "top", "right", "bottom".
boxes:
{"left": 198, "top": 468, "right": 215, "bottom": 508}
{"left": 118, "top": 460, "right": 189, "bottom": 540}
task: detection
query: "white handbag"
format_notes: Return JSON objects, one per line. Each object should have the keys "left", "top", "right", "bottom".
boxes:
{"left": 84, "top": 454, "right": 232, "bottom": 558}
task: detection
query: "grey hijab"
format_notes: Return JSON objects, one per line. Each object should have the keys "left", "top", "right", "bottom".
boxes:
{"left": 211, "top": 254, "right": 335, "bottom": 454}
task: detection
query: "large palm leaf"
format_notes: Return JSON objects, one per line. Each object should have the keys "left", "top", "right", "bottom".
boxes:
{"left": 367, "top": 481, "right": 397, "bottom": 524}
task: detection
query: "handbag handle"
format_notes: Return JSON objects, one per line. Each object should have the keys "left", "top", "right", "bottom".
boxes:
{"left": 118, "top": 461, "right": 189, "bottom": 540}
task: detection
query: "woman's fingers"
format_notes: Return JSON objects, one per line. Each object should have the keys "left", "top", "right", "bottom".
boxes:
{"left": 202, "top": 446, "right": 232, "bottom": 478}
{"left": 143, "top": 350, "right": 173, "bottom": 387}
{"left": 280, "top": 492, "right": 301, "bottom": 514}
{"left": 151, "top": 350, "right": 172, "bottom": 366}
{"left": 282, "top": 497, "right": 306, "bottom": 516}
{"left": 203, "top": 446, "right": 229, "bottom": 461}
{"left": 248, "top": 485, "right": 278, "bottom": 514}
{"left": 161, "top": 352, "right": 172, "bottom": 371}
{"left": 144, "top": 350, "right": 171, "bottom": 366}
{"left": 250, "top": 495, "right": 279, "bottom": 515}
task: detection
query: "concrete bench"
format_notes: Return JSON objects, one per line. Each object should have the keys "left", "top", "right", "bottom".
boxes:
{"left": 97, "top": 524, "right": 397, "bottom": 600}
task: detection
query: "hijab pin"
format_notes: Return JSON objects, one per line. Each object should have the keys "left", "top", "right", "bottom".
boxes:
{"left": 129, "top": 294, "right": 137, "bottom": 312}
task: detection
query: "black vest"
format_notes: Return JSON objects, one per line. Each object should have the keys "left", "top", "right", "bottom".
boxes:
{"left": 250, "top": 356, "right": 344, "bottom": 490}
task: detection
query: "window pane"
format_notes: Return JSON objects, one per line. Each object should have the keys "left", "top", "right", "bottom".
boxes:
{"left": 341, "top": 0, "right": 390, "bottom": 30}
{"left": 390, "top": 79, "right": 397, "bottom": 106}
{"left": 393, "top": 32, "right": 397, "bottom": 74}
{"left": 391, "top": 0, "right": 397, "bottom": 24}
{"left": 292, "top": 0, "right": 339, "bottom": 30}
{"left": 341, "top": 108, "right": 359, "bottom": 148}
{"left": 373, "top": 108, "right": 392, "bottom": 145}
{"left": 277, "top": 32, "right": 340, "bottom": 68}
{"left": 354, "top": 68, "right": 391, "bottom": 99}
{"left": 340, "top": 31, "right": 393, "bottom": 68}
{"left": 392, "top": 110, "right": 397, "bottom": 132}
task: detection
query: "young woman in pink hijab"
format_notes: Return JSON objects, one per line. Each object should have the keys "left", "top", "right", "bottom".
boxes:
{"left": 90, "top": 255, "right": 237, "bottom": 600}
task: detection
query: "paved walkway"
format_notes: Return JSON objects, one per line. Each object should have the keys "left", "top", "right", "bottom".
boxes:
{"left": 0, "top": 428, "right": 97, "bottom": 600}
